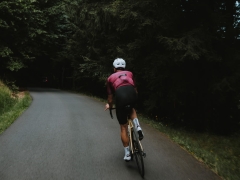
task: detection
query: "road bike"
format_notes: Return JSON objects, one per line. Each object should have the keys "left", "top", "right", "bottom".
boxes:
{"left": 110, "top": 106, "right": 146, "bottom": 178}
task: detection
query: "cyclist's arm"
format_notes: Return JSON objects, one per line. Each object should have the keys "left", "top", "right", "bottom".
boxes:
{"left": 105, "top": 94, "right": 113, "bottom": 110}
{"left": 105, "top": 79, "right": 114, "bottom": 110}
{"left": 107, "top": 94, "right": 113, "bottom": 107}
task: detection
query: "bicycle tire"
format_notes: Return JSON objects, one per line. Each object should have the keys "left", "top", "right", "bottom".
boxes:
{"left": 132, "top": 129, "right": 144, "bottom": 177}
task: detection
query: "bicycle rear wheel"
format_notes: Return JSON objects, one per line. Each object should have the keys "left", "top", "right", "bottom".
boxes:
{"left": 132, "top": 129, "right": 144, "bottom": 177}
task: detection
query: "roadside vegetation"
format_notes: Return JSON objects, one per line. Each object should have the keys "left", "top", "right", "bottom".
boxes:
{"left": 139, "top": 114, "right": 240, "bottom": 180}
{"left": 0, "top": 80, "right": 32, "bottom": 134}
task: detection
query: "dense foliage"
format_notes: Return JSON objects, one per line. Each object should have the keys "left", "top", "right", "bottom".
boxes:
{"left": 0, "top": 80, "right": 17, "bottom": 115}
{"left": 0, "top": 0, "right": 69, "bottom": 86}
{"left": 1, "top": 0, "right": 240, "bottom": 134}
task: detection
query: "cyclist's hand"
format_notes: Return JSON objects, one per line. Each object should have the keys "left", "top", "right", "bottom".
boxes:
{"left": 105, "top": 103, "right": 110, "bottom": 111}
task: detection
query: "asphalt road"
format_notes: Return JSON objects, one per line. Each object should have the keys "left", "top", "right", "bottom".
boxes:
{"left": 0, "top": 88, "right": 222, "bottom": 180}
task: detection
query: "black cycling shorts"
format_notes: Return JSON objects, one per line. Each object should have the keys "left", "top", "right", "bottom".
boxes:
{"left": 115, "top": 85, "right": 137, "bottom": 125}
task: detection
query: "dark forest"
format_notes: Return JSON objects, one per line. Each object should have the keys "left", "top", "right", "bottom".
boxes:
{"left": 1, "top": 0, "right": 240, "bottom": 134}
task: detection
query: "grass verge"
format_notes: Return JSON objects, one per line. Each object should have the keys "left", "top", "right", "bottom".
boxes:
{"left": 77, "top": 92, "right": 239, "bottom": 180}
{"left": 139, "top": 114, "right": 239, "bottom": 180}
{"left": 0, "top": 81, "right": 32, "bottom": 134}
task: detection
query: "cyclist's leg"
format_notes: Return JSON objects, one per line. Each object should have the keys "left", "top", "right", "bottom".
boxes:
{"left": 116, "top": 86, "right": 144, "bottom": 140}
{"left": 115, "top": 102, "right": 131, "bottom": 160}
{"left": 120, "top": 122, "right": 131, "bottom": 161}
{"left": 115, "top": 86, "right": 137, "bottom": 160}
{"left": 120, "top": 123, "right": 129, "bottom": 147}
{"left": 129, "top": 106, "right": 144, "bottom": 140}
{"left": 130, "top": 108, "right": 137, "bottom": 119}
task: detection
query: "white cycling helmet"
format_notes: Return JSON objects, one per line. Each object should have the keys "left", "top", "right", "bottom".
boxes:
{"left": 113, "top": 58, "right": 126, "bottom": 68}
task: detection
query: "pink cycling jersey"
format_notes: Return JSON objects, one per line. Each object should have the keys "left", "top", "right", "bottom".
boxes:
{"left": 107, "top": 70, "right": 135, "bottom": 95}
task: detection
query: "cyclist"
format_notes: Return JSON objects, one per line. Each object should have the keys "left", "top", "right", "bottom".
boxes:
{"left": 105, "top": 58, "right": 144, "bottom": 161}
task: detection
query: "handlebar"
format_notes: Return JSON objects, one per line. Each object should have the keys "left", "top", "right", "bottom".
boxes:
{"left": 109, "top": 108, "right": 116, "bottom": 119}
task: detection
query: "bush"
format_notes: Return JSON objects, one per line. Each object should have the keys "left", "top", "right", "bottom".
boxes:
{"left": 0, "top": 80, "right": 18, "bottom": 115}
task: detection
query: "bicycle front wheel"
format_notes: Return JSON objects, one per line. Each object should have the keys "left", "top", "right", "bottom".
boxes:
{"left": 132, "top": 129, "right": 144, "bottom": 177}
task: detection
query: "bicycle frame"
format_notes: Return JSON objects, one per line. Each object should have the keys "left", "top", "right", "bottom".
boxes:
{"left": 128, "top": 120, "right": 144, "bottom": 155}
{"left": 128, "top": 120, "right": 134, "bottom": 155}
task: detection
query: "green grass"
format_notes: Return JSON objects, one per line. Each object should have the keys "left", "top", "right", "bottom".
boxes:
{"left": 139, "top": 115, "right": 240, "bottom": 180}
{"left": 77, "top": 91, "right": 239, "bottom": 180}
{"left": 0, "top": 81, "right": 18, "bottom": 115}
{"left": 0, "top": 80, "right": 32, "bottom": 134}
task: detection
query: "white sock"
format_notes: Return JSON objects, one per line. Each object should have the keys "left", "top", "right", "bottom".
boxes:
{"left": 133, "top": 118, "right": 142, "bottom": 131}
{"left": 124, "top": 146, "right": 130, "bottom": 155}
